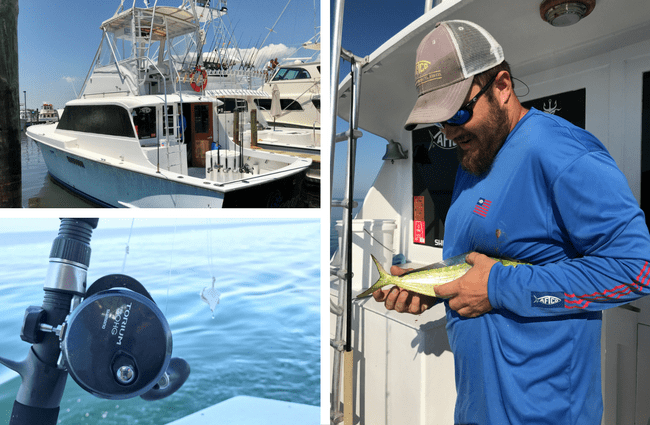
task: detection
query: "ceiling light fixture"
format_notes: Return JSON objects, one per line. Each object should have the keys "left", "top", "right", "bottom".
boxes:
{"left": 540, "top": 0, "right": 596, "bottom": 27}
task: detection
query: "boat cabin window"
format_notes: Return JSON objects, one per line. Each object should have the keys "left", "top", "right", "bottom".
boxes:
{"left": 642, "top": 71, "right": 650, "bottom": 230}
{"left": 58, "top": 105, "right": 135, "bottom": 138}
{"left": 194, "top": 105, "right": 210, "bottom": 134}
{"left": 254, "top": 99, "right": 303, "bottom": 111}
{"left": 412, "top": 126, "right": 459, "bottom": 248}
{"left": 133, "top": 106, "right": 157, "bottom": 139}
{"left": 272, "top": 67, "right": 311, "bottom": 81}
{"left": 217, "top": 98, "right": 247, "bottom": 114}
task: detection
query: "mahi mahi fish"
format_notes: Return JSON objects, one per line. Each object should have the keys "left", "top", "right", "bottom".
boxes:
{"left": 356, "top": 253, "right": 526, "bottom": 299}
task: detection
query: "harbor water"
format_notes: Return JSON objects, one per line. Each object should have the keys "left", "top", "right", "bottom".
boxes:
{"left": 0, "top": 219, "right": 320, "bottom": 424}
{"left": 21, "top": 130, "right": 98, "bottom": 208}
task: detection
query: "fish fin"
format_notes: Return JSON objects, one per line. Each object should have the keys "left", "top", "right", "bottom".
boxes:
{"left": 356, "top": 254, "right": 392, "bottom": 298}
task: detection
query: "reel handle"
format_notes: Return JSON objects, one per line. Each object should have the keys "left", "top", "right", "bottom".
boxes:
{"left": 140, "top": 357, "right": 191, "bottom": 401}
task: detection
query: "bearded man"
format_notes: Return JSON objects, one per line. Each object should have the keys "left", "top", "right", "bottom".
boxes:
{"left": 372, "top": 20, "right": 650, "bottom": 425}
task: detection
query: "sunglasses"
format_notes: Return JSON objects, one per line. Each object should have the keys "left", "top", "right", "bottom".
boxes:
{"left": 434, "top": 73, "right": 498, "bottom": 128}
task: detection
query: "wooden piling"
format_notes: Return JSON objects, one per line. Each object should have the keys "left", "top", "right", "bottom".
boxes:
{"left": 0, "top": 0, "right": 22, "bottom": 207}
{"left": 250, "top": 109, "right": 258, "bottom": 148}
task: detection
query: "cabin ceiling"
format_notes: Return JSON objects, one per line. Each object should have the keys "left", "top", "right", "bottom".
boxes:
{"left": 337, "top": 0, "right": 650, "bottom": 143}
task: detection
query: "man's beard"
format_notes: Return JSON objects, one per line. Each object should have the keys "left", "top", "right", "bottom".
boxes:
{"left": 456, "top": 100, "right": 510, "bottom": 176}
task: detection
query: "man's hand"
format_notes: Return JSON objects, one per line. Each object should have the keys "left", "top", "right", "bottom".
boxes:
{"left": 371, "top": 264, "right": 436, "bottom": 315}
{"left": 434, "top": 252, "right": 496, "bottom": 318}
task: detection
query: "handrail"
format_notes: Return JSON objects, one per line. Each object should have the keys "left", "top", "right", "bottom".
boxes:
{"left": 330, "top": 2, "right": 367, "bottom": 424}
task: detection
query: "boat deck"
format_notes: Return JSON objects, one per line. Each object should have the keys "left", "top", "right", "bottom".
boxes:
{"left": 249, "top": 146, "right": 320, "bottom": 164}
{"left": 164, "top": 396, "right": 319, "bottom": 425}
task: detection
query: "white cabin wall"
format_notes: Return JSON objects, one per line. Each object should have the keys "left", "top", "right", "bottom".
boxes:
{"left": 357, "top": 133, "right": 445, "bottom": 268}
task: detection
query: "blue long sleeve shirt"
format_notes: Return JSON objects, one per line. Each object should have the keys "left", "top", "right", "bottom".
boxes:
{"left": 442, "top": 108, "right": 650, "bottom": 425}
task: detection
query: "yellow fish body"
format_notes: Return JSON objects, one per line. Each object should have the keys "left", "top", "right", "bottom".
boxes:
{"left": 356, "top": 253, "right": 525, "bottom": 299}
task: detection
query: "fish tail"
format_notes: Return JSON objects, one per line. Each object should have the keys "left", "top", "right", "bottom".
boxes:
{"left": 356, "top": 254, "right": 393, "bottom": 298}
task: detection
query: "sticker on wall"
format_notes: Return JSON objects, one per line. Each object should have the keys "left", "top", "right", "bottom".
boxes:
{"left": 522, "top": 88, "right": 586, "bottom": 129}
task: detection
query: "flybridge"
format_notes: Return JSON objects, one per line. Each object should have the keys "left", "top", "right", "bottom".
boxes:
{"left": 80, "top": 3, "right": 212, "bottom": 98}
{"left": 101, "top": 6, "right": 201, "bottom": 40}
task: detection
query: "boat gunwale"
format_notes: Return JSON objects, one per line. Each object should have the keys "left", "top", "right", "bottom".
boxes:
{"left": 27, "top": 125, "right": 312, "bottom": 194}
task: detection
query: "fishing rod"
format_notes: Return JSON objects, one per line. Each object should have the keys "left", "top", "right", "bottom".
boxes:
{"left": 0, "top": 219, "right": 190, "bottom": 425}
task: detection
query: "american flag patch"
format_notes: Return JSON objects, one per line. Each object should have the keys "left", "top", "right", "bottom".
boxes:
{"left": 473, "top": 198, "right": 491, "bottom": 217}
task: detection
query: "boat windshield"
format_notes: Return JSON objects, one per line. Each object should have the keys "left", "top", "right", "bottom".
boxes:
{"left": 58, "top": 105, "right": 135, "bottom": 138}
{"left": 272, "top": 68, "right": 311, "bottom": 81}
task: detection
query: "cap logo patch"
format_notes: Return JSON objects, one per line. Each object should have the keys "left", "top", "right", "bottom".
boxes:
{"left": 416, "top": 60, "right": 431, "bottom": 74}
{"left": 415, "top": 69, "right": 442, "bottom": 90}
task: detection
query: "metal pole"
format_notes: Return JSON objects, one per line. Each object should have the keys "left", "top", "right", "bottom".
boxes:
{"left": 0, "top": 0, "right": 22, "bottom": 207}
{"left": 329, "top": 0, "right": 345, "bottom": 200}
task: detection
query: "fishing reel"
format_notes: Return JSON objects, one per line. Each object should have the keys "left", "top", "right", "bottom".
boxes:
{"left": 23, "top": 274, "right": 189, "bottom": 401}
{"left": 0, "top": 219, "right": 189, "bottom": 425}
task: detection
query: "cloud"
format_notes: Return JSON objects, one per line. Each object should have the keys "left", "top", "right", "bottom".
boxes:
{"left": 62, "top": 76, "right": 77, "bottom": 83}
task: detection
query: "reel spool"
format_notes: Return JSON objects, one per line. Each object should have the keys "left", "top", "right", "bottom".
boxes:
{"left": 59, "top": 275, "right": 173, "bottom": 400}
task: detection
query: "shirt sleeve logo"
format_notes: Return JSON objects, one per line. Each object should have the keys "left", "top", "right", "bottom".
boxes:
{"left": 473, "top": 198, "right": 491, "bottom": 217}
{"left": 531, "top": 292, "right": 564, "bottom": 308}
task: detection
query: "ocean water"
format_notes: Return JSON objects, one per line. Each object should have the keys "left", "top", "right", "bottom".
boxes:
{"left": 329, "top": 200, "right": 364, "bottom": 258}
{"left": 0, "top": 219, "right": 319, "bottom": 424}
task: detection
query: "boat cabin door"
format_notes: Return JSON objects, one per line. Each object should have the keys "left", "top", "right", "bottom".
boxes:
{"left": 183, "top": 103, "right": 213, "bottom": 168}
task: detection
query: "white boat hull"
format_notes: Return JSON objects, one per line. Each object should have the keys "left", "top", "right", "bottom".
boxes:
{"left": 35, "top": 141, "right": 308, "bottom": 208}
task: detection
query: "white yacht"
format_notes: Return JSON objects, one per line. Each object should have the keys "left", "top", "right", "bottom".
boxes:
{"left": 38, "top": 103, "right": 58, "bottom": 123}
{"left": 26, "top": 1, "right": 312, "bottom": 208}
{"left": 330, "top": 0, "right": 650, "bottom": 424}
{"left": 259, "top": 60, "right": 321, "bottom": 131}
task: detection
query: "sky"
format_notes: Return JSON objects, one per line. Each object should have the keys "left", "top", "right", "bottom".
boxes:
{"left": 17, "top": 0, "right": 320, "bottom": 111}
{"left": 330, "top": 0, "right": 424, "bottom": 199}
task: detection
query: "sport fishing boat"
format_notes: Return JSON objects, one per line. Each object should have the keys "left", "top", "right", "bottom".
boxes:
{"left": 252, "top": 39, "right": 322, "bottom": 205}
{"left": 26, "top": 1, "right": 312, "bottom": 208}
{"left": 330, "top": 0, "right": 650, "bottom": 424}
{"left": 258, "top": 59, "right": 321, "bottom": 131}
{"left": 165, "top": 395, "right": 319, "bottom": 425}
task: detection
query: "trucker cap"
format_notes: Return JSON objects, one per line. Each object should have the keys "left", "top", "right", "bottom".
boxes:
{"left": 404, "top": 20, "right": 504, "bottom": 131}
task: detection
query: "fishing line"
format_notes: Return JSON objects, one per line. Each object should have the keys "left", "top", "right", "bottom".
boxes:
{"left": 121, "top": 218, "right": 136, "bottom": 273}
{"left": 165, "top": 221, "right": 178, "bottom": 316}
{"left": 362, "top": 228, "right": 395, "bottom": 253}
{"left": 201, "top": 218, "right": 221, "bottom": 318}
